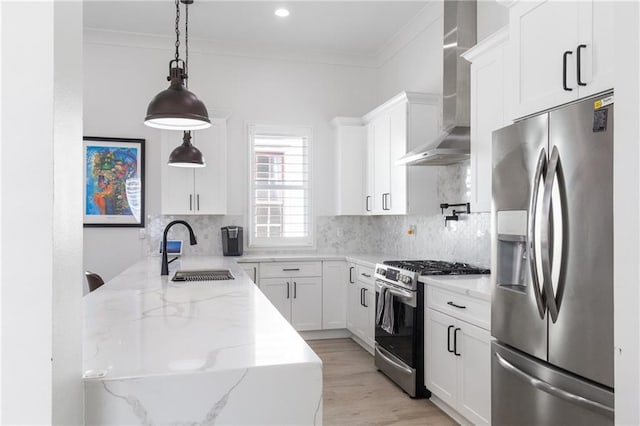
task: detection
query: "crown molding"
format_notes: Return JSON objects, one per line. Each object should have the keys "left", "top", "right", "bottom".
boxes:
{"left": 84, "top": 28, "right": 379, "bottom": 69}
{"left": 462, "top": 26, "right": 509, "bottom": 63}
{"left": 363, "top": 91, "right": 439, "bottom": 122}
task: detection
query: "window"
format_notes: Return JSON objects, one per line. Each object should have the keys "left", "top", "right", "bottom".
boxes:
{"left": 248, "top": 124, "right": 312, "bottom": 247}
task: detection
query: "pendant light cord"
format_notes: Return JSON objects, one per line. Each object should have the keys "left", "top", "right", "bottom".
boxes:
{"left": 185, "top": 1, "right": 189, "bottom": 88}
{"left": 174, "top": 0, "right": 181, "bottom": 62}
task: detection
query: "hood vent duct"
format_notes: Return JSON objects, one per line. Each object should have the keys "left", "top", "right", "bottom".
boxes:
{"left": 397, "top": 0, "right": 476, "bottom": 166}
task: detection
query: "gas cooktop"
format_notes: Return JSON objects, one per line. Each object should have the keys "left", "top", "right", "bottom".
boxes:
{"left": 383, "top": 260, "right": 490, "bottom": 276}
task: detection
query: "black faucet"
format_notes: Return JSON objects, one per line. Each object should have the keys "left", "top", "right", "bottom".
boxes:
{"left": 161, "top": 220, "right": 198, "bottom": 276}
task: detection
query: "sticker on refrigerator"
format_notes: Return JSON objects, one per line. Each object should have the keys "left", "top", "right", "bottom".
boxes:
{"left": 594, "top": 95, "right": 613, "bottom": 110}
{"left": 593, "top": 109, "right": 608, "bottom": 132}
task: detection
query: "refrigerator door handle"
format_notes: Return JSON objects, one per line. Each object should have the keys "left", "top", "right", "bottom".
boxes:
{"left": 542, "top": 146, "right": 563, "bottom": 323}
{"left": 527, "top": 148, "right": 548, "bottom": 319}
{"left": 494, "top": 352, "right": 614, "bottom": 417}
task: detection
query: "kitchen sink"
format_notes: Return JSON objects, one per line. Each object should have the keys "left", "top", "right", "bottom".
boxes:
{"left": 171, "top": 269, "right": 235, "bottom": 282}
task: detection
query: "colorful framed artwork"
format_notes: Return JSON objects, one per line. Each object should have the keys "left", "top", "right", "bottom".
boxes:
{"left": 83, "top": 137, "right": 145, "bottom": 227}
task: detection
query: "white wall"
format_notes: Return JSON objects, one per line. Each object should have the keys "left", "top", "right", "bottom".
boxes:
{"left": 477, "top": 0, "right": 508, "bottom": 42}
{"left": 376, "top": 1, "right": 444, "bottom": 104}
{"left": 1, "top": 1, "right": 83, "bottom": 423}
{"left": 83, "top": 34, "right": 377, "bottom": 280}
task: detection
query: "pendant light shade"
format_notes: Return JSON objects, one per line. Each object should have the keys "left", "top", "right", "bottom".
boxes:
{"left": 145, "top": 62, "right": 211, "bottom": 130}
{"left": 144, "top": 0, "right": 210, "bottom": 131}
{"left": 168, "top": 131, "right": 206, "bottom": 167}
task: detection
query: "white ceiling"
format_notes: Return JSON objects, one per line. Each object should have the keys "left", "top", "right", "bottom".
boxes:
{"left": 83, "top": 1, "right": 429, "bottom": 57}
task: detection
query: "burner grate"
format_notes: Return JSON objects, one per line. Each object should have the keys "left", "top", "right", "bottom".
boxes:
{"left": 383, "top": 260, "right": 490, "bottom": 275}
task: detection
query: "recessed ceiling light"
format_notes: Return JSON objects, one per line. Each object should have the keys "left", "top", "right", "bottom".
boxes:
{"left": 275, "top": 8, "right": 290, "bottom": 18}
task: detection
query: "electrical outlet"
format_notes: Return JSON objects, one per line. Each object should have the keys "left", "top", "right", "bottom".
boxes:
{"left": 407, "top": 225, "right": 417, "bottom": 236}
{"left": 139, "top": 228, "right": 146, "bottom": 239}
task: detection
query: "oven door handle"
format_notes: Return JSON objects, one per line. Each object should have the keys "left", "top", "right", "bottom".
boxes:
{"left": 375, "top": 344, "right": 413, "bottom": 375}
{"left": 376, "top": 281, "right": 414, "bottom": 300}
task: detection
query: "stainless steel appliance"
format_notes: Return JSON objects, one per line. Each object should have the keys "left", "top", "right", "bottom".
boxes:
{"left": 491, "top": 92, "right": 614, "bottom": 424}
{"left": 374, "top": 260, "right": 490, "bottom": 398}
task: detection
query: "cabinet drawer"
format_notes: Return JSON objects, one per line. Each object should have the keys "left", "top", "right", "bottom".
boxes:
{"left": 427, "top": 286, "right": 490, "bottom": 330}
{"left": 259, "top": 261, "right": 322, "bottom": 279}
{"left": 356, "top": 265, "right": 374, "bottom": 285}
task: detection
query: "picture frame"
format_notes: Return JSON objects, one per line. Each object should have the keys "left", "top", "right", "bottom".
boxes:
{"left": 83, "top": 137, "right": 145, "bottom": 227}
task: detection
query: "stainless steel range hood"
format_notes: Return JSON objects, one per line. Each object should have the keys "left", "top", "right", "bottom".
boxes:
{"left": 397, "top": 0, "right": 476, "bottom": 166}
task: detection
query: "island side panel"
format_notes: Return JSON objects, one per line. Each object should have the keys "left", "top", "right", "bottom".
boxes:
{"left": 85, "top": 362, "right": 322, "bottom": 425}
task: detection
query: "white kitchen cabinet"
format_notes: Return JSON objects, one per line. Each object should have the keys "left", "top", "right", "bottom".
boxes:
{"left": 259, "top": 262, "right": 322, "bottom": 331}
{"left": 363, "top": 92, "right": 440, "bottom": 216}
{"left": 509, "top": 1, "right": 613, "bottom": 119}
{"left": 161, "top": 116, "right": 228, "bottom": 215}
{"left": 238, "top": 262, "right": 259, "bottom": 284}
{"left": 322, "top": 261, "right": 347, "bottom": 329}
{"left": 260, "top": 278, "right": 291, "bottom": 320}
{"left": 259, "top": 276, "right": 322, "bottom": 331}
{"left": 425, "top": 283, "right": 491, "bottom": 425}
{"left": 347, "top": 264, "right": 375, "bottom": 352}
{"left": 332, "top": 118, "right": 367, "bottom": 215}
{"left": 463, "top": 27, "right": 510, "bottom": 213}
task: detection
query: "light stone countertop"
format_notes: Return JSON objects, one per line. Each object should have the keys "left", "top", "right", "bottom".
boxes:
{"left": 235, "top": 253, "right": 393, "bottom": 269}
{"left": 419, "top": 274, "right": 493, "bottom": 302}
{"left": 83, "top": 256, "right": 321, "bottom": 381}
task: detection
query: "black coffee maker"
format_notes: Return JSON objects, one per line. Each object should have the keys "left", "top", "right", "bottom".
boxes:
{"left": 221, "top": 226, "right": 243, "bottom": 256}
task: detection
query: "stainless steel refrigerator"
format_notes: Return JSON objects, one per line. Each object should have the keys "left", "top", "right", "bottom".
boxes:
{"left": 491, "top": 92, "right": 614, "bottom": 425}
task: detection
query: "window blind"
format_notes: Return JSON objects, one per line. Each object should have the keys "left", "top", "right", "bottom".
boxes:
{"left": 249, "top": 125, "right": 312, "bottom": 247}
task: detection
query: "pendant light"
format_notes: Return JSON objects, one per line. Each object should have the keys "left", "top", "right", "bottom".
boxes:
{"left": 169, "top": 131, "right": 206, "bottom": 167}
{"left": 144, "top": 0, "right": 210, "bottom": 131}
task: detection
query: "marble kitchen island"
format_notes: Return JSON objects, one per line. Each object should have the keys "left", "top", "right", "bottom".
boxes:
{"left": 83, "top": 256, "right": 322, "bottom": 425}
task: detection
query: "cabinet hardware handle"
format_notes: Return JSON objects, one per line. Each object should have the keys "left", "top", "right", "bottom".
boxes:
{"left": 189, "top": 194, "right": 193, "bottom": 211}
{"left": 454, "top": 328, "right": 461, "bottom": 356}
{"left": 577, "top": 44, "right": 587, "bottom": 86}
{"left": 282, "top": 268, "right": 300, "bottom": 271}
{"left": 197, "top": 194, "right": 200, "bottom": 211}
{"left": 384, "top": 193, "right": 391, "bottom": 210}
{"left": 294, "top": 281, "right": 297, "bottom": 299}
{"left": 447, "top": 325, "right": 455, "bottom": 353}
{"left": 366, "top": 196, "right": 372, "bottom": 212}
{"left": 286, "top": 282, "right": 290, "bottom": 299}
{"left": 361, "top": 273, "right": 371, "bottom": 278}
{"left": 563, "top": 50, "right": 573, "bottom": 91}
{"left": 360, "top": 288, "right": 365, "bottom": 306}
{"left": 447, "top": 301, "right": 467, "bottom": 309}
{"left": 252, "top": 267, "right": 256, "bottom": 283}
{"left": 362, "top": 288, "right": 368, "bottom": 308}
{"left": 349, "top": 266, "right": 355, "bottom": 284}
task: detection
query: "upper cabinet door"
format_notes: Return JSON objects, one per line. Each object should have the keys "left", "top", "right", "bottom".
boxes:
{"left": 372, "top": 115, "right": 391, "bottom": 214}
{"left": 387, "top": 102, "right": 408, "bottom": 215}
{"left": 161, "top": 131, "right": 197, "bottom": 215}
{"left": 576, "top": 1, "right": 614, "bottom": 98}
{"left": 193, "top": 118, "right": 227, "bottom": 215}
{"left": 333, "top": 119, "right": 367, "bottom": 216}
{"left": 510, "top": 1, "right": 580, "bottom": 119}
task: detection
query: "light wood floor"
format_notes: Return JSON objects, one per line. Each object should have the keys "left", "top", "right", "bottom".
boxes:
{"left": 306, "top": 338, "right": 457, "bottom": 426}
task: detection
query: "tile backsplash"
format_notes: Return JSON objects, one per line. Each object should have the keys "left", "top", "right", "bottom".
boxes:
{"left": 147, "top": 161, "right": 491, "bottom": 268}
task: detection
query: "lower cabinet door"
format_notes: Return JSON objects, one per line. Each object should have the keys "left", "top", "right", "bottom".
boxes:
{"left": 362, "top": 283, "right": 375, "bottom": 348}
{"left": 259, "top": 278, "right": 291, "bottom": 322}
{"left": 290, "top": 277, "right": 322, "bottom": 331}
{"left": 457, "top": 321, "right": 491, "bottom": 425}
{"left": 426, "top": 308, "right": 458, "bottom": 408}
{"left": 346, "top": 276, "right": 359, "bottom": 335}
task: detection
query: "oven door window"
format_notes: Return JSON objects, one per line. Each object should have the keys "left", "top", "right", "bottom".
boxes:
{"left": 375, "top": 290, "right": 416, "bottom": 368}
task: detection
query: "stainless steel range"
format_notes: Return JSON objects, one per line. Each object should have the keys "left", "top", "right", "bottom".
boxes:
{"left": 374, "top": 260, "right": 490, "bottom": 398}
